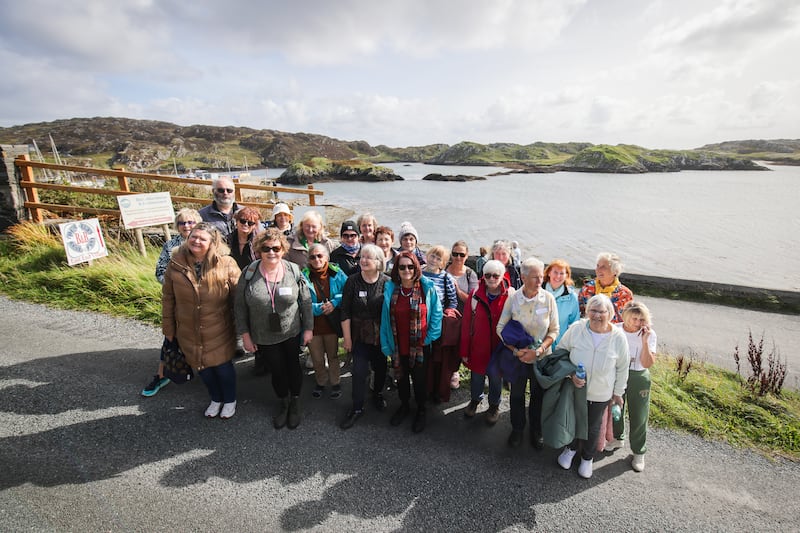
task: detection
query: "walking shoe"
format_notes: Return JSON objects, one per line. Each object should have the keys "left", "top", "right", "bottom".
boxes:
{"left": 558, "top": 448, "right": 577, "bottom": 470}
{"left": 604, "top": 438, "right": 625, "bottom": 452}
{"left": 632, "top": 453, "right": 645, "bottom": 472}
{"left": 204, "top": 401, "right": 222, "bottom": 418}
{"left": 464, "top": 399, "right": 480, "bottom": 418}
{"left": 578, "top": 458, "right": 594, "bottom": 479}
{"left": 450, "top": 371, "right": 461, "bottom": 389}
{"left": 340, "top": 409, "right": 363, "bottom": 430}
{"left": 141, "top": 375, "right": 170, "bottom": 397}
{"left": 412, "top": 409, "right": 427, "bottom": 433}
{"left": 372, "top": 392, "right": 387, "bottom": 411}
{"left": 507, "top": 431, "right": 523, "bottom": 448}
{"left": 305, "top": 354, "right": 315, "bottom": 369}
{"left": 220, "top": 401, "right": 236, "bottom": 419}
{"left": 287, "top": 396, "right": 301, "bottom": 429}
{"left": 390, "top": 404, "right": 410, "bottom": 426}
{"left": 485, "top": 404, "right": 500, "bottom": 425}
{"left": 530, "top": 432, "right": 544, "bottom": 450}
{"left": 273, "top": 398, "right": 289, "bottom": 429}
{"left": 312, "top": 385, "right": 324, "bottom": 398}
{"left": 330, "top": 384, "right": 342, "bottom": 399}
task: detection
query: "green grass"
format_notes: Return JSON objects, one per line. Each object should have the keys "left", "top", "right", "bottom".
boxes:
{"left": 2, "top": 220, "right": 799, "bottom": 460}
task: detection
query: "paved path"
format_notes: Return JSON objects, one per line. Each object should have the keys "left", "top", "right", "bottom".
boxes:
{"left": 0, "top": 296, "right": 798, "bottom": 532}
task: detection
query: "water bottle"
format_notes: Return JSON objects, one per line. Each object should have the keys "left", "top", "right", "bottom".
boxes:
{"left": 575, "top": 363, "right": 586, "bottom": 380}
{"left": 611, "top": 403, "right": 622, "bottom": 422}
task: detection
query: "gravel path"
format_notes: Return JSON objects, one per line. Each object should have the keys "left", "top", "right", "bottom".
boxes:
{"left": 1, "top": 295, "right": 798, "bottom": 532}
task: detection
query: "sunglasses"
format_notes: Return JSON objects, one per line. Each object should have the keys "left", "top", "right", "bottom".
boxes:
{"left": 238, "top": 220, "right": 257, "bottom": 226}
{"left": 341, "top": 233, "right": 359, "bottom": 239}
{"left": 215, "top": 188, "right": 234, "bottom": 194}
{"left": 260, "top": 246, "right": 282, "bottom": 253}
{"left": 309, "top": 253, "right": 326, "bottom": 260}
{"left": 176, "top": 220, "right": 196, "bottom": 226}
{"left": 398, "top": 264, "right": 415, "bottom": 271}
{"left": 451, "top": 251, "right": 466, "bottom": 258}
{"left": 484, "top": 273, "right": 502, "bottom": 280}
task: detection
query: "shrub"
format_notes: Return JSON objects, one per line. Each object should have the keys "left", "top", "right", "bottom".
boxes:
{"left": 734, "top": 330, "right": 787, "bottom": 396}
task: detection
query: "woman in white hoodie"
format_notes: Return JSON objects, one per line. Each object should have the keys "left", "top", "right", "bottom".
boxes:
{"left": 555, "top": 294, "right": 629, "bottom": 479}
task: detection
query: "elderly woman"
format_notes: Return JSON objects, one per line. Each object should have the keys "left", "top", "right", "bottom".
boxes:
{"left": 381, "top": 251, "right": 442, "bottom": 433}
{"left": 162, "top": 223, "right": 241, "bottom": 418}
{"left": 375, "top": 225, "right": 399, "bottom": 273}
{"left": 497, "top": 257, "right": 559, "bottom": 449}
{"left": 144, "top": 207, "right": 203, "bottom": 397}
{"left": 460, "top": 260, "right": 514, "bottom": 424}
{"left": 612, "top": 301, "right": 657, "bottom": 472}
{"left": 579, "top": 252, "right": 633, "bottom": 323}
{"left": 557, "top": 294, "right": 629, "bottom": 479}
{"left": 544, "top": 259, "right": 581, "bottom": 349}
{"left": 396, "top": 221, "right": 426, "bottom": 266}
{"left": 266, "top": 202, "right": 294, "bottom": 236}
{"left": 357, "top": 212, "right": 378, "bottom": 245}
{"left": 302, "top": 243, "right": 348, "bottom": 400}
{"left": 286, "top": 209, "right": 336, "bottom": 270}
{"left": 491, "top": 239, "right": 522, "bottom": 289}
{"left": 229, "top": 207, "right": 262, "bottom": 270}
{"left": 339, "top": 244, "right": 391, "bottom": 429}
{"left": 236, "top": 228, "right": 313, "bottom": 430}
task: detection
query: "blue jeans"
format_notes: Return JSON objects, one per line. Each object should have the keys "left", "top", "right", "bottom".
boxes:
{"left": 198, "top": 361, "right": 237, "bottom": 403}
{"left": 470, "top": 371, "right": 502, "bottom": 406}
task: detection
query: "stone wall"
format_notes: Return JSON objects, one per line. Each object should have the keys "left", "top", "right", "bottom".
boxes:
{"left": 0, "top": 145, "right": 30, "bottom": 231}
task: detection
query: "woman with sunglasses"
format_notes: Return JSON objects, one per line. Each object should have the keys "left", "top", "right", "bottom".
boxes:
{"left": 229, "top": 207, "right": 262, "bottom": 270}
{"left": 460, "top": 260, "right": 514, "bottom": 424}
{"left": 380, "top": 251, "right": 443, "bottom": 433}
{"left": 144, "top": 208, "right": 203, "bottom": 397}
{"left": 445, "top": 240, "right": 479, "bottom": 390}
{"left": 236, "top": 228, "right": 313, "bottom": 429}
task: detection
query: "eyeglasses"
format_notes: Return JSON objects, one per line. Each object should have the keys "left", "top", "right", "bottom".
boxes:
{"left": 215, "top": 188, "right": 234, "bottom": 194}
{"left": 176, "top": 220, "right": 196, "bottom": 226}
{"left": 260, "top": 246, "right": 282, "bottom": 253}
{"left": 484, "top": 273, "right": 502, "bottom": 280}
{"left": 238, "top": 220, "right": 257, "bottom": 226}
{"left": 398, "top": 264, "right": 415, "bottom": 271}
{"left": 309, "top": 253, "right": 326, "bottom": 260}
{"left": 588, "top": 309, "right": 609, "bottom": 315}
{"left": 451, "top": 252, "right": 467, "bottom": 258}
{"left": 341, "top": 233, "right": 359, "bottom": 239}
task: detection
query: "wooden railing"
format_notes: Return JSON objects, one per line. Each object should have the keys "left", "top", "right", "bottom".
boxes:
{"left": 14, "top": 155, "right": 322, "bottom": 223}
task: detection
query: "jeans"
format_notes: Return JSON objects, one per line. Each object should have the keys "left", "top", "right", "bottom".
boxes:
{"left": 469, "top": 371, "right": 502, "bottom": 406}
{"left": 351, "top": 341, "right": 387, "bottom": 410}
{"left": 198, "top": 361, "right": 237, "bottom": 403}
{"left": 259, "top": 336, "right": 302, "bottom": 398}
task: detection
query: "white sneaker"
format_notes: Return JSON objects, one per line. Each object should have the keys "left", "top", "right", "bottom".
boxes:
{"left": 558, "top": 448, "right": 577, "bottom": 470}
{"left": 604, "top": 438, "right": 624, "bottom": 452}
{"left": 632, "top": 453, "right": 645, "bottom": 472}
{"left": 578, "top": 458, "right": 594, "bottom": 478}
{"left": 220, "top": 401, "right": 237, "bottom": 419}
{"left": 205, "top": 401, "right": 222, "bottom": 418}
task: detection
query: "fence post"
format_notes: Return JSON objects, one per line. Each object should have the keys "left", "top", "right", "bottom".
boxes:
{"left": 1, "top": 145, "right": 33, "bottom": 230}
{"left": 307, "top": 185, "right": 316, "bottom": 206}
{"left": 117, "top": 167, "right": 130, "bottom": 192}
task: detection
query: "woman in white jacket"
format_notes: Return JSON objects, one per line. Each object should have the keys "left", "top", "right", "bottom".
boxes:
{"left": 555, "top": 294, "right": 629, "bottom": 479}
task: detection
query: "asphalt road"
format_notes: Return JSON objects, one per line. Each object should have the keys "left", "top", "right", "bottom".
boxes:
{"left": 1, "top": 295, "right": 798, "bottom": 532}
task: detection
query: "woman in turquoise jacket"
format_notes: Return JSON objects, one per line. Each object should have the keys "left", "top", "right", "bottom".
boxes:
{"left": 381, "top": 251, "right": 443, "bottom": 433}
{"left": 302, "top": 243, "right": 349, "bottom": 399}
{"left": 544, "top": 259, "right": 580, "bottom": 348}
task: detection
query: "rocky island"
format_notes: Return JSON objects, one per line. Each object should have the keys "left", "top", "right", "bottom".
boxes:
{"left": 277, "top": 157, "right": 401, "bottom": 185}
{"left": 422, "top": 173, "right": 486, "bottom": 181}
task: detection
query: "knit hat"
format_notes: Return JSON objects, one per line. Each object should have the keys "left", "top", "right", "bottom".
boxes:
{"left": 340, "top": 220, "right": 359, "bottom": 235}
{"left": 398, "top": 221, "right": 418, "bottom": 242}
{"left": 272, "top": 203, "right": 291, "bottom": 218}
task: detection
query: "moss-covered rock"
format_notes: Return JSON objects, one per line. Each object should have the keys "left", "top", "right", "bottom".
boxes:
{"left": 278, "top": 157, "right": 401, "bottom": 184}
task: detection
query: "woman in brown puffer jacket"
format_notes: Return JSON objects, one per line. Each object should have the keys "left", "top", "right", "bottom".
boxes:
{"left": 162, "top": 222, "right": 241, "bottom": 419}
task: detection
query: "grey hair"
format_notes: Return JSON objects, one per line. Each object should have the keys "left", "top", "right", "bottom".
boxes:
{"left": 491, "top": 239, "right": 511, "bottom": 255}
{"left": 482, "top": 259, "right": 505, "bottom": 277}
{"left": 597, "top": 252, "right": 624, "bottom": 276}
{"left": 211, "top": 175, "right": 235, "bottom": 190}
{"left": 520, "top": 256, "right": 544, "bottom": 278}
{"left": 308, "top": 242, "right": 330, "bottom": 261}
{"left": 360, "top": 244, "right": 385, "bottom": 273}
{"left": 586, "top": 294, "right": 615, "bottom": 318}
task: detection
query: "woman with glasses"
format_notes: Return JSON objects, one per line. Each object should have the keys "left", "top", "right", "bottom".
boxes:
{"left": 229, "top": 207, "right": 262, "bottom": 270}
{"left": 491, "top": 239, "right": 522, "bottom": 290}
{"left": 422, "top": 245, "right": 459, "bottom": 402}
{"left": 236, "top": 228, "right": 313, "bottom": 429}
{"left": 339, "top": 244, "right": 390, "bottom": 429}
{"left": 357, "top": 213, "right": 378, "bottom": 245}
{"left": 460, "top": 260, "right": 514, "bottom": 424}
{"left": 556, "top": 294, "right": 629, "bottom": 479}
{"left": 445, "top": 240, "right": 479, "bottom": 390}
{"left": 286, "top": 209, "right": 336, "bottom": 270}
{"left": 143, "top": 208, "right": 203, "bottom": 398}
{"left": 381, "top": 251, "right": 443, "bottom": 433}
{"left": 578, "top": 252, "right": 633, "bottom": 324}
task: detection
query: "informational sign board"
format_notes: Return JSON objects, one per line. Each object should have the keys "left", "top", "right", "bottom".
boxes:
{"left": 59, "top": 218, "right": 108, "bottom": 266}
{"left": 117, "top": 192, "right": 175, "bottom": 229}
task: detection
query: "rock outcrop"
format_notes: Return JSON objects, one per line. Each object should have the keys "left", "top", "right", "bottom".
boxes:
{"left": 278, "top": 158, "right": 402, "bottom": 184}
{"left": 422, "top": 173, "right": 486, "bottom": 181}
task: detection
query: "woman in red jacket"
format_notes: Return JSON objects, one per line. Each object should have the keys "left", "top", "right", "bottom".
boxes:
{"left": 459, "top": 259, "right": 515, "bottom": 425}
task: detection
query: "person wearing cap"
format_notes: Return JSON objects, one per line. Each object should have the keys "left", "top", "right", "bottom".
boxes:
{"left": 330, "top": 220, "right": 362, "bottom": 277}
{"left": 396, "top": 221, "right": 426, "bottom": 267}
{"left": 266, "top": 202, "right": 294, "bottom": 237}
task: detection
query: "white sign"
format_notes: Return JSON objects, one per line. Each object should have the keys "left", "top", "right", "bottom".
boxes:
{"left": 117, "top": 192, "right": 175, "bottom": 229}
{"left": 59, "top": 218, "right": 109, "bottom": 266}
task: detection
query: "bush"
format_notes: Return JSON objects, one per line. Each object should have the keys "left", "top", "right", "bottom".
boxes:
{"left": 734, "top": 330, "right": 787, "bottom": 396}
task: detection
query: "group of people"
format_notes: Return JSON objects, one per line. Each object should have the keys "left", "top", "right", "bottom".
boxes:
{"left": 146, "top": 176, "right": 658, "bottom": 478}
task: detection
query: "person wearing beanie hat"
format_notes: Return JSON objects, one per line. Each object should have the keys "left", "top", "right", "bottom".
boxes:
{"left": 265, "top": 202, "right": 294, "bottom": 236}
{"left": 396, "top": 221, "right": 426, "bottom": 266}
{"left": 330, "top": 220, "right": 362, "bottom": 276}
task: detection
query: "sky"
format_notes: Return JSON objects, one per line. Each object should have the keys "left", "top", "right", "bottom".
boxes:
{"left": 1, "top": 0, "right": 798, "bottom": 149}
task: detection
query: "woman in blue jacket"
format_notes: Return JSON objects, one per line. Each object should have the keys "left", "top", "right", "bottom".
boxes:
{"left": 302, "top": 243, "right": 348, "bottom": 399}
{"left": 543, "top": 259, "right": 580, "bottom": 348}
{"left": 381, "top": 251, "right": 443, "bottom": 433}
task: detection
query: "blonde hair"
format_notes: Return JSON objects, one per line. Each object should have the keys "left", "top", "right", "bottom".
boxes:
{"left": 296, "top": 210, "right": 327, "bottom": 241}
{"left": 621, "top": 300, "right": 652, "bottom": 325}
{"left": 178, "top": 222, "right": 231, "bottom": 295}
{"left": 426, "top": 245, "right": 450, "bottom": 265}
{"left": 174, "top": 208, "right": 201, "bottom": 230}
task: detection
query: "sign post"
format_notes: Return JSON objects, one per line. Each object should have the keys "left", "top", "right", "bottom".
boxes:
{"left": 117, "top": 192, "right": 175, "bottom": 256}
{"left": 59, "top": 218, "right": 108, "bottom": 266}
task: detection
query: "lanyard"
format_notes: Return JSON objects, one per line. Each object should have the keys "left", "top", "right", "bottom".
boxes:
{"left": 263, "top": 262, "right": 284, "bottom": 313}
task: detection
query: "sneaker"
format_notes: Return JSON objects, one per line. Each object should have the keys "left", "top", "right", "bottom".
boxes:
{"left": 530, "top": 432, "right": 544, "bottom": 450}
{"left": 604, "top": 438, "right": 625, "bottom": 452}
{"left": 450, "top": 371, "right": 461, "bottom": 389}
{"left": 464, "top": 399, "right": 480, "bottom": 418}
{"left": 330, "top": 384, "right": 342, "bottom": 399}
{"left": 340, "top": 409, "right": 363, "bottom": 430}
{"left": 558, "top": 448, "right": 577, "bottom": 470}
{"left": 205, "top": 401, "right": 222, "bottom": 418}
{"left": 220, "top": 401, "right": 236, "bottom": 419}
{"left": 507, "top": 431, "right": 523, "bottom": 448}
{"left": 578, "top": 458, "right": 594, "bottom": 479}
{"left": 485, "top": 404, "right": 500, "bottom": 425}
{"left": 632, "top": 453, "right": 645, "bottom": 472}
{"left": 141, "top": 375, "right": 170, "bottom": 397}
{"left": 305, "top": 354, "right": 315, "bottom": 369}
{"left": 312, "top": 385, "right": 324, "bottom": 399}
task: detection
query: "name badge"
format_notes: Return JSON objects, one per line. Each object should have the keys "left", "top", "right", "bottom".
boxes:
{"left": 358, "top": 290, "right": 368, "bottom": 298}
{"left": 536, "top": 307, "right": 548, "bottom": 315}
{"left": 278, "top": 287, "right": 293, "bottom": 296}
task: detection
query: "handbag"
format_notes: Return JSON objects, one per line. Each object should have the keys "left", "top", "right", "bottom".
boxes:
{"left": 440, "top": 309, "right": 462, "bottom": 347}
{"left": 161, "top": 336, "right": 193, "bottom": 384}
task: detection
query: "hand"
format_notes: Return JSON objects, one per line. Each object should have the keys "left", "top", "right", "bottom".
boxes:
{"left": 342, "top": 338, "right": 352, "bottom": 352}
{"left": 612, "top": 394, "right": 624, "bottom": 406}
{"left": 301, "top": 329, "right": 313, "bottom": 346}
{"left": 571, "top": 373, "right": 586, "bottom": 388}
{"left": 518, "top": 348, "right": 537, "bottom": 363}
{"left": 444, "top": 308, "right": 457, "bottom": 318}
{"left": 322, "top": 301, "right": 334, "bottom": 315}
{"left": 640, "top": 325, "right": 651, "bottom": 340}
{"left": 242, "top": 333, "right": 256, "bottom": 354}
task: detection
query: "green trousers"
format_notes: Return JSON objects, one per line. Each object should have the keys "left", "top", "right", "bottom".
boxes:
{"left": 612, "top": 369, "right": 651, "bottom": 455}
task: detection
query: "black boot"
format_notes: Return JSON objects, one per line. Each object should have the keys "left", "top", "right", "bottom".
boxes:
{"left": 412, "top": 408, "right": 426, "bottom": 433}
{"left": 273, "top": 397, "right": 289, "bottom": 429}
{"left": 287, "top": 396, "right": 301, "bottom": 429}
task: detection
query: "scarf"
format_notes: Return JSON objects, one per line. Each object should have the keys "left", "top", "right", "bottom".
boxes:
{"left": 594, "top": 277, "right": 620, "bottom": 298}
{"left": 341, "top": 241, "right": 361, "bottom": 255}
{"left": 310, "top": 263, "right": 331, "bottom": 300}
{"left": 390, "top": 281, "right": 425, "bottom": 372}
